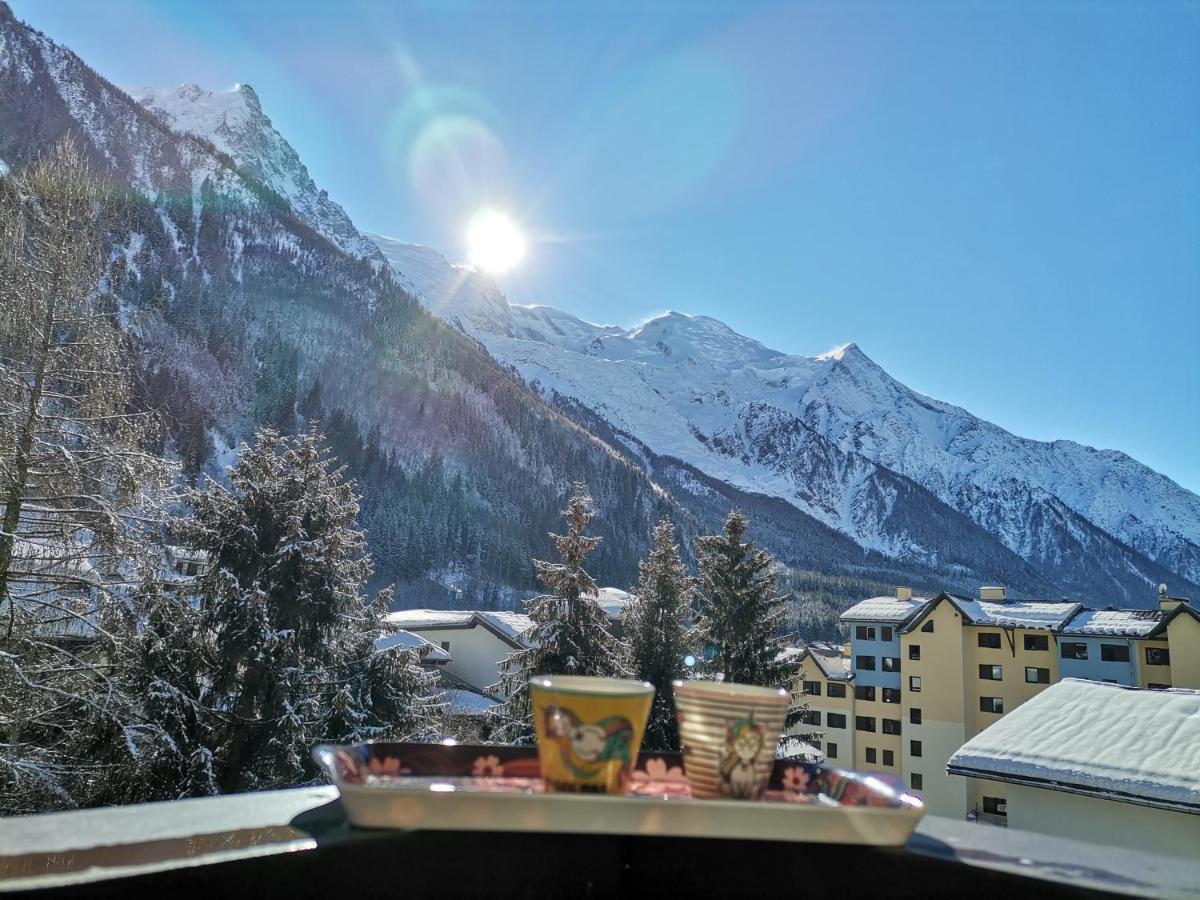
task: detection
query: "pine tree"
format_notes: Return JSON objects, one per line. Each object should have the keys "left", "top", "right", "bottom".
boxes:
{"left": 694, "top": 509, "right": 789, "bottom": 687}
{"left": 488, "top": 485, "right": 626, "bottom": 744}
{"left": 625, "top": 517, "right": 695, "bottom": 751}
{"left": 113, "top": 427, "right": 442, "bottom": 799}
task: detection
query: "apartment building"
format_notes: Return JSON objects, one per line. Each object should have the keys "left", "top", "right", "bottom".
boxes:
{"left": 792, "top": 585, "right": 1200, "bottom": 819}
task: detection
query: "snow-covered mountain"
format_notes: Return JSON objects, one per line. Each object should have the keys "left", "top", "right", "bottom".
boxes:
{"left": 369, "top": 238, "right": 1200, "bottom": 605}
{"left": 6, "top": 0, "right": 1194, "bottom": 607}
{"left": 128, "top": 83, "right": 380, "bottom": 260}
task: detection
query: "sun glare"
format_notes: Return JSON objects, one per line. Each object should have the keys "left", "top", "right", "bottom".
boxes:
{"left": 467, "top": 209, "right": 526, "bottom": 273}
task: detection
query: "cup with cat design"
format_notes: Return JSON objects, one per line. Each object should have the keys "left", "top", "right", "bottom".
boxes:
{"left": 530, "top": 675, "right": 655, "bottom": 794}
{"left": 672, "top": 679, "right": 789, "bottom": 801}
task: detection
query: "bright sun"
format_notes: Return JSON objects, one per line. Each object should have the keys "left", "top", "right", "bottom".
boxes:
{"left": 467, "top": 208, "right": 526, "bottom": 273}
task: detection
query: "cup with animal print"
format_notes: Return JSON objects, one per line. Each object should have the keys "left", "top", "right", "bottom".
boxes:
{"left": 529, "top": 675, "right": 655, "bottom": 794}
{"left": 672, "top": 680, "right": 789, "bottom": 801}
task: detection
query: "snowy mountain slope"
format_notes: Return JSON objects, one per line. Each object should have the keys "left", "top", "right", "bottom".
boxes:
{"left": 373, "top": 235, "right": 1200, "bottom": 605}
{"left": 129, "top": 83, "right": 380, "bottom": 260}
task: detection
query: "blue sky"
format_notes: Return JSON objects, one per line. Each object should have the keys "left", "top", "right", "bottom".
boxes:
{"left": 14, "top": 0, "right": 1200, "bottom": 492}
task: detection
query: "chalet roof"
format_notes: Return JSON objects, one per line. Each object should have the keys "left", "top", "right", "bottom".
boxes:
{"left": 373, "top": 629, "right": 451, "bottom": 663}
{"left": 948, "top": 679, "right": 1200, "bottom": 815}
{"left": 383, "top": 608, "right": 534, "bottom": 647}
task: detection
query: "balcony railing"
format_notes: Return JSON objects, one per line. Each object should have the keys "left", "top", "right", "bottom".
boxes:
{"left": 1, "top": 786, "right": 1196, "bottom": 897}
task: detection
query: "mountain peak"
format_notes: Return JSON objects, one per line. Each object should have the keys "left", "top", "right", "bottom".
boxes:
{"left": 816, "top": 341, "right": 860, "bottom": 362}
{"left": 235, "top": 82, "right": 261, "bottom": 110}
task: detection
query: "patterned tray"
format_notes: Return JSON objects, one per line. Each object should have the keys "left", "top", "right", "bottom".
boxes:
{"left": 314, "top": 743, "right": 925, "bottom": 846}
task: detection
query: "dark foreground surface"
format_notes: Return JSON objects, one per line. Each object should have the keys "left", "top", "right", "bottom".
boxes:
{"left": 0, "top": 785, "right": 1195, "bottom": 898}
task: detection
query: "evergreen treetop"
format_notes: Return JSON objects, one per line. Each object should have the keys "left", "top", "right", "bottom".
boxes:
{"left": 488, "top": 485, "right": 627, "bottom": 744}
{"left": 694, "top": 508, "right": 789, "bottom": 688}
{"left": 625, "top": 516, "right": 695, "bottom": 751}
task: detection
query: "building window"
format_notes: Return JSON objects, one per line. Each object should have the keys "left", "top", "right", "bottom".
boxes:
{"left": 881, "top": 687, "right": 901, "bottom": 704}
{"left": 827, "top": 682, "right": 847, "bottom": 698}
{"left": 1145, "top": 647, "right": 1171, "bottom": 666}
{"left": 1025, "top": 666, "right": 1050, "bottom": 684}
{"left": 882, "top": 749, "right": 895, "bottom": 767}
{"left": 921, "top": 620, "right": 934, "bottom": 633}
{"left": 978, "top": 664, "right": 1003, "bottom": 681}
{"left": 802, "top": 710, "right": 820, "bottom": 727}
{"left": 1100, "top": 643, "right": 1130, "bottom": 663}
{"left": 910, "top": 739, "right": 923, "bottom": 757}
{"left": 909, "top": 707, "right": 922, "bottom": 725}
{"left": 881, "top": 626, "right": 894, "bottom": 642}
{"left": 855, "top": 685, "right": 876, "bottom": 702}
{"left": 882, "top": 718, "right": 901, "bottom": 735}
{"left": 802, "top": 680, "right": 822, "bottom": 696}
{"left": 911, "top": 773, "right": 923, "bottom": 790}
{"left": 855, "top": 625, "right": 876, "bottom": 641}
{"left": 1024, "top": 634, "right": 1049, "bottom": 651}
{"left": 979, "top": 696, "right": 1003, "bottom": 714}
{"left": 856, "top": 655, "right": 877, "bottom": 670}
{"left": 185, "top": 561, "right": 199, "bottom": 577}
{"left": 827, "top": 712, "right": 847, "bottom": 729}
{"left": 826, "top": 742, "right": 837, "bottom": 759}
{"left": 982, "top": 796, "right": 1007, "bottom": 817}
{"left": 978, "top": 632, "right": 1002, "bottom": 649}
{"left": 855, "top": 716, "right": 877, "bottom": 733}
{"left": 1061, "top": 642, "right": 1088, "bottom": 660}
{"left": 909, "top": 644, "right": 921, "bottom": 660}
{"left": 882, "top": 656, "right": 901, "bottom": 673}
{"left": 865, "top": 747, "right": 877, "bottom": 764}
{"left": 909, "top": 675, "right": 922, "bottom": 692}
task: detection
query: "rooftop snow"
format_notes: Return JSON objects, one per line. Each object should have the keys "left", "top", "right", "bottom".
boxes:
{"left": 840, "top": 596, "right": 930, "bottom": 624}
{"left": 1059, "top": 608, "right": 1165, "bottom": 637}
{"left": 383, "top": 608, "right": 534, "bottom": 645}
{"left": 373, "top": 629, "right": 450, "bottom": 662}
{"left": 384, "top": 609, "right": 474, "bottom": 630}
{"left": 948, "top": 597, "right": 1081, "bottom": 631}
{"left": 477, "top": 610, "right": 534, "bottom": 642}
{"left": 949, "top": 679, "right": 1200, "bottom": 813}
{"left": 594, "top": 587, "right": 632, "bottom": 621}
{"left": 443, "top": 688, "right": 498, "bottom": 716}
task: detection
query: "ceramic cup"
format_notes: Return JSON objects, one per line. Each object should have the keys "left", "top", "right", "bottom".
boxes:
{"left": 529, "top": 675, "right": 655, "bottom": 794}
{"left": 672, "top": 679, "right": 789, "bottom": 801}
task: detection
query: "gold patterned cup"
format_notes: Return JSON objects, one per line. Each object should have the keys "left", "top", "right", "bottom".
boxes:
{"left": 672, "top": 679, "right": 789, "bottom": 801}
{"left": 530, "top": 675, "right": 655, "bottom": 795}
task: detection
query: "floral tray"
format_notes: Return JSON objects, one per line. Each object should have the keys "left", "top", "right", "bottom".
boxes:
{"left": 313, "top": 743, "right": 925, "bottom": 846}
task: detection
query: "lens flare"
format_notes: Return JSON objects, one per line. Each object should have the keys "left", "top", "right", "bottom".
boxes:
{"left": 466, "top": 208, "right": 526, "bottom": 273}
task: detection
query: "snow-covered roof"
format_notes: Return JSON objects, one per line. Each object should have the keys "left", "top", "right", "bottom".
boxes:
{"left": 477, "top": 611, "right": 534, "bottom": 643}
{"left": 810, "top": 649, "right": 853, "bottom": 682}
{"left": 948, "top": 679, "right": 1200, "bottom": 814}
{"left": 373, "top": 629, "right": 451, "bottom": 663}
{"left": 594, "top": 587, "right": 632, "bottom": 622}
{"left": 947, "top": 596, "right": 1081, "bottom": 631}
{"left": 383, "top": 608, "right": 534, "bottom": 647}
{"left": 1059, "top": 608, "right": 1165, "bottom": 637}
{"left": 778, "top": 735, "right": 824, "bottom": 763}
{"left": 840, "top": 596, "right": 930, "bottom": 625}
{"left": 384, "top": 609, "right": 475, "bottom": 630}
{"left": 443, "top": 688, "right": 499, "bottom": 716}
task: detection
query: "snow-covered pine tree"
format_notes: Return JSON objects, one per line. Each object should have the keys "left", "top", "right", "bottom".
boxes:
{"left": 118, "top": 427, "right": 442, "bottom": 798}
{"left": 0, "top": 141, "right": 172, "bottom": 813}
{"left": 488, "top": 485, "right": 626, "bottom": 744}
{"left": 625, "top": 516, "right": 695, "bottom": 751}
{"left": 693, "top": 509, "right": 789, "bottom": 687}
